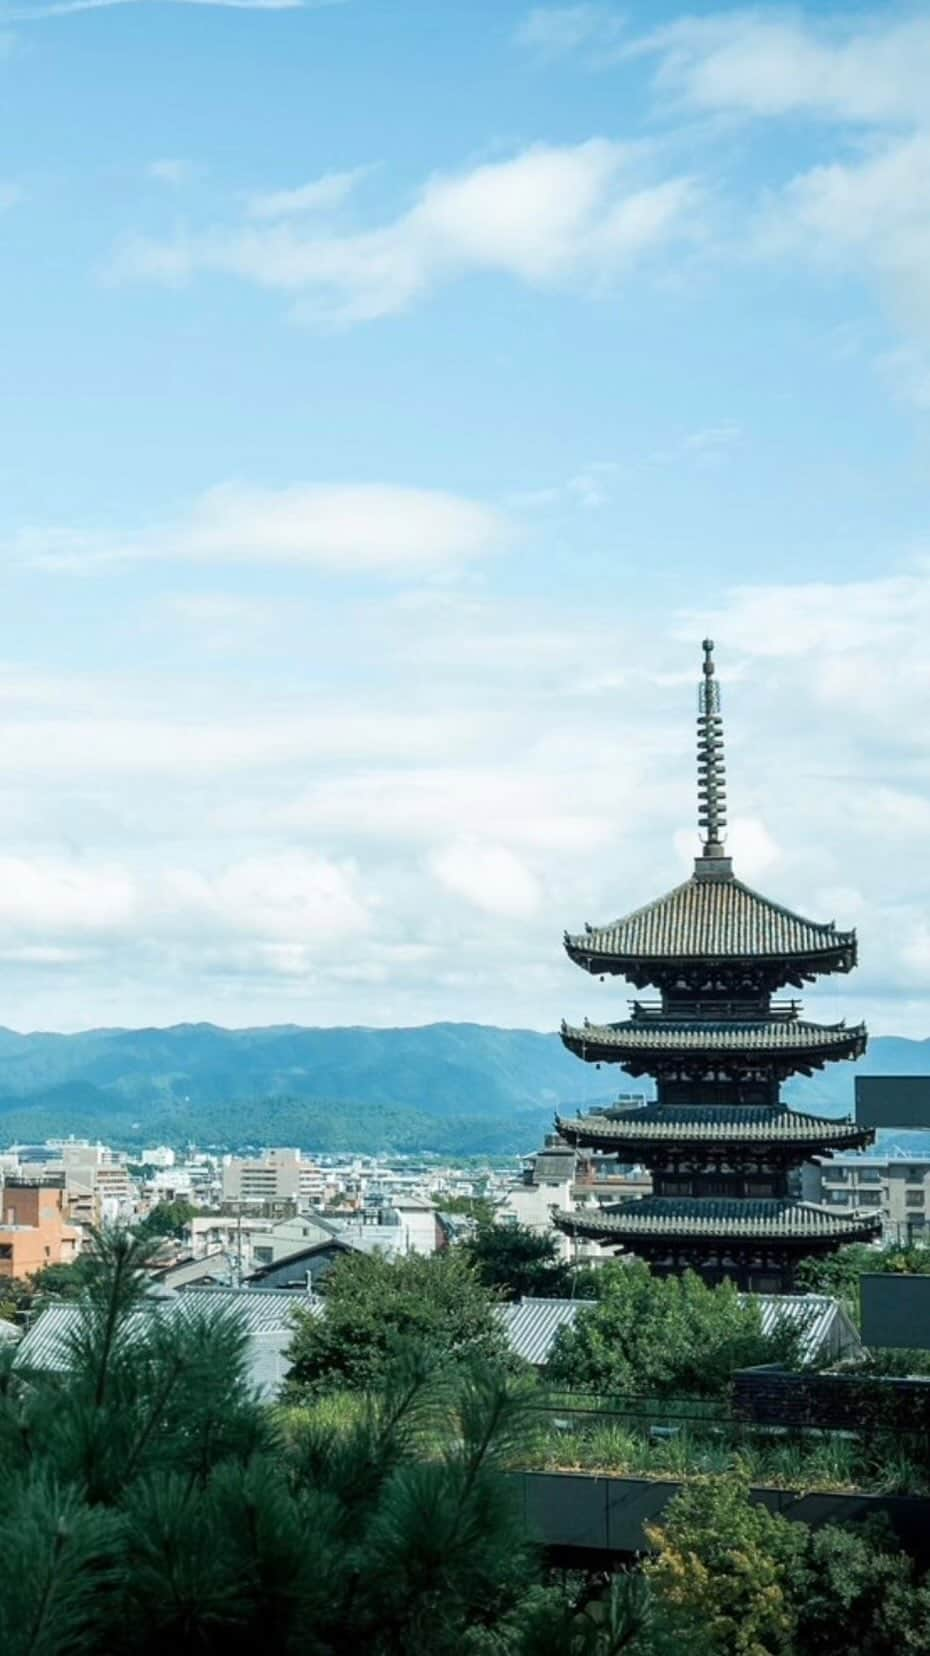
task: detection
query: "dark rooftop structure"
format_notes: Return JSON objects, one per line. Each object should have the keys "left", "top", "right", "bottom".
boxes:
{"left": 554, "top": 640, "right": 881, "bottom": 1291}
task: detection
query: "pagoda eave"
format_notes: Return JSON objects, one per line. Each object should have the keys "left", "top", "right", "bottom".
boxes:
{"left": 564, "top": 939, "right": 857, "bottom": 988}
{"left": 554, "top": 1199, "right": 883, "bottom": 1249}
{"left": 555, "top": 1109, "right": 874, "bottom": 1157}
{"left": 560, "top": 1019, "right": 868, "bottom": 1072}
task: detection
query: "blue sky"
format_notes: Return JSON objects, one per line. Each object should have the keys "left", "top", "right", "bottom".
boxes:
{"left": 1, "top": 0, "right": 930, "bottom": 1037}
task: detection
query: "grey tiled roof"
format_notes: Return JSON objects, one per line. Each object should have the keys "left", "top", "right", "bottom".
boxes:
{"left": 565, "top": 874, "right": 855, "bottom": 967}
{"left": 557, "top": 1105, "right": 872, "bottom": 1148}
{"left": 561, "top": 1018, "right": 867, "bottom": 1058}
{"left": 555, "top": 1198, "right": 883, "bottom": 1243}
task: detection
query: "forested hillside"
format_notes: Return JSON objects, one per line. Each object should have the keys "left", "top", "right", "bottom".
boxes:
{"left": 0, "top": 1021, "right": 923, "bottom": 1153}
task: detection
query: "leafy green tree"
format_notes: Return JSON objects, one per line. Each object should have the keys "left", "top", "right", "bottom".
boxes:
{"left": 644, "top": 1484, "right": 930, "bottom": 1656}
{"left": 133, "top": 1197, "right": 198, "bottom": 1240}
{"left": 28, "top": 1251, "right": 101, "bottom": 1303}
{"left": 797, "top": 1244, "right": 930, "bottom": 1320}
{"left": 463, "top": 1222, "right": 571, "bottom": 1301}
{"left": 287, "top": 1247, "right": 514, "bottom": 1394}
{"left": 547, "top": 1263, "right": 806, "bottom": 1397}
{"left": 793, "top": 1519, "right": 930, "bottom": 1655}
{"left": 644, "top": 1473, "right": 806, "bottom": 1655}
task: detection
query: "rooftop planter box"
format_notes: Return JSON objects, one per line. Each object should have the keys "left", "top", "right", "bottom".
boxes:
{"left": 513, "top": 1470, "right": 930, "bottom": 1562}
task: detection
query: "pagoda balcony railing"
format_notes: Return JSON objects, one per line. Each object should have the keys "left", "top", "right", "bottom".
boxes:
{"left": 630, "top": 1000, "right": 802, "bottom": 1023}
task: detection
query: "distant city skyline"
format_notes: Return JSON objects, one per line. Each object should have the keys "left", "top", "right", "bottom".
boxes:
{"left": 1, "top": 2, "right": 929, "bottom": 1035}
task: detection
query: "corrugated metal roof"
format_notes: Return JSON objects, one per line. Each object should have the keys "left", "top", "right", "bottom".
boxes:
{"left": 557, "top": 1106, "right": 870, "bottom": 1148}
{"left": 562, "top": 1019, "right": 866, "bottom": 1056}
{"left": 556, "top": 1197, "right": 883, "bottom": 1242}
{"left": 498, "top": 1297, "right": 596, "bottom": 1365}
{"left": 497, "top": 1292, "right": 860, "bottom": 1366}
{"left": 565, "top": 874, "right": 855, "bottom": 967}
{"left": 15, "top": 1287, "right": 323, "bottom": 1386}
{"left": 754, "top": 1293, "right": 861, "bottom": 1363}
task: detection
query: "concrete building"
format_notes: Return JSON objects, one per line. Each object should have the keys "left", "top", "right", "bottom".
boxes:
{"left": 222, "top": 1149, "right": 324, "bottom": 1208}
{"left": 496, "top": 1133, "right": 650, "bottom": 1264}
{"left": 0, "top": 1183, "right": 80, "bottom": 1279}
{"left": 803, "top": 1153, "right": 930, "bottom": 1246}
{"left": 61, "top": 1144, "right": 133, "bottom": 1224}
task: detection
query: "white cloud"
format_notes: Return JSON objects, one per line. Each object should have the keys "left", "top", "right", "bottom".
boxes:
{"left": 148, "top": 158, "right": 197, "bottom": 186}
{"left": 515, "top": 5, "right": 625, "bottom": 59}
{"left": 6, "top": 557, "right": 930, "bottom": 1032}
{"left": 0, "top": 858, "right": 137, "bottom": 938}
{"left": 616, "top": 13, "right": 930, "bottom": 371}
{"left": 5, "top": 0, "right": 316, "bottom": 18}
{"left": 16, "top": 480, "right": 508, "bottom": 575}
{"left": 109, "top": 139, "right": 700, "bottom": 323}
{"left": 159, "top": 852, "right": 370, "bottom": 944}
{"left": 247, "top": 166, "right": 370, "bottom": 219}
{"left": 0, "top": 707, "right": 484, "bottom": 776}
{"left": 635, "top": 12, "right": 930, "bottom": 127}
{"left": 757, "top": 135, "right": 930, "bottom": 333}
{"left": 430, "top": 842, "right": 543, "bottom": 920}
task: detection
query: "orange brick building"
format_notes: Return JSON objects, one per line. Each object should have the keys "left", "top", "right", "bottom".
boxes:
{"left": 0, "top": 1183, "right": 81, "bottom": 1280}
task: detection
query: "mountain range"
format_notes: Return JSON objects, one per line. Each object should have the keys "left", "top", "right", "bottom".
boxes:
{"left": 0, "top": 1022, "right": 927, "bottom": 1156}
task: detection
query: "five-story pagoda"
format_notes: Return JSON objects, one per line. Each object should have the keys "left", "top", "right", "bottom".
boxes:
{"left": 554, "top": 641, "right": 881, "bottom": 1293}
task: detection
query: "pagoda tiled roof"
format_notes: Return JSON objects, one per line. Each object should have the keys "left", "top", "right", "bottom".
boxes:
{"left": 555, "top": 1197, "right": 883, "bottom": 1244}
{"left": 561, "top": 1017, "right": 867, "bottom": 1062}
{"left": 556, "top": 1105, "right": 872, "bottom": 1150}
{"left": 565, "top": 873, "right": 855, "bottom": 971}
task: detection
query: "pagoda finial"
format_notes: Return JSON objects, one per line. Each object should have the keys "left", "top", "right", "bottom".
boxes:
{"left": 695, "top": 638, "right": 732, "bottom": 878}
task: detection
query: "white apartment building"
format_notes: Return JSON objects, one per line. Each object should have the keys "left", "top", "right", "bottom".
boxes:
{"left": 803, "top": 1153, "right": 930, "bottom": 1246}
{"left": 222, "top": 1149, "right": 325, "bottom": 1207}
{"left": 141, "top": 1146, "right": 176, "bottom": 1169}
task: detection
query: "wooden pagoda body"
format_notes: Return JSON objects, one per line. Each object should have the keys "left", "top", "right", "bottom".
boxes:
{"left": 554, "top": 642, "right": 881, "bottom": 1293}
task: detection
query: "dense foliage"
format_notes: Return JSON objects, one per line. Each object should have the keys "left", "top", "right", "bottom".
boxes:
{"left": 644, "top": 1477, "right": 930, "bottom": 1656}
{"left": 0, "top": 1225, "right": 659, "bottom": 1656}
{"left": 798, "top": 1243, "right": 930, "bottom": 1312}
{"left": 5, "top": 1228, "right": 930, "bottom": 1654}
{"left": 287, "top": 1247, "right": 514, "bottom": 1393}
{"left": 462, "top": 1223, "right": 572, "bottom": 1300}
{"left": 547, "top": 1263, "right": 807, "bottom": 1397}
{"left": 132, "top": 1197, "right": 198, "bottom": 1240}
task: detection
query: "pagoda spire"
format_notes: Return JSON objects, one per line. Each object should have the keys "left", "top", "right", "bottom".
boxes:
{"left": 695, "top": 638, "right": 732, "bottom": 878}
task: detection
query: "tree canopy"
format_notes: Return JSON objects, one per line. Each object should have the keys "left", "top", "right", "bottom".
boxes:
{"left": 546, "top": 1262, "right": 807, "bottom": 1397}
{"left": 286, "top": 1247, "right": 513, "bottom": 1393}
{"left": 133, "top": 1197, "right": 198, "bottom": 1240}
{"left": 462, "top": 1222, "right": 571, "bottom": 1301}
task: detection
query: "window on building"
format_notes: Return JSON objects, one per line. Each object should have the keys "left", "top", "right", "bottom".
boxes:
{"left": 906, "top": 1190, "right": 925, "bottom": 1209}
{"left": 0, "top": 1244, "right": 11, "bottom": 1260}
{"left": 829, "top": 1191, "right": 850, "bottom": 1205}
{"left": 858, "top": 1168, "right": 882, "bottom": 1183}
{"left": 906, "top": 1168, "right": 926, "bottom": 1183}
